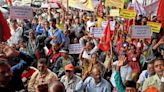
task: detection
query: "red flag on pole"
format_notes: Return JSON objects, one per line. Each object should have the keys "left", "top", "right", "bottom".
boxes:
{"left": 0, "top": 11, "right": 11, "bottom": 42}
{"left": 98, "top": 20, "right": 111, "bottom": 51}
{"left": 157, "top": 0, "right": 164, "bottom": 28}
{"left": 99, "top": 2, "right": 103, "bottom": 14}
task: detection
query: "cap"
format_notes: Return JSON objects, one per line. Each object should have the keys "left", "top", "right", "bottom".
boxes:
{"left": 59, "top": 48, "right": 69, "bottom": 53}
{"left": 65, "top": 64, "right": 74, "bottom": 71}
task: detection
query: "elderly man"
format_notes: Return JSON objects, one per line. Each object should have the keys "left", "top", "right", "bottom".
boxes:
{"left": 28, "top": 58, "right": 58, "bottom": 92}
{"left": 61, "top": 64, "right": 82, "bottom": 92}
{"left": 75, "top": 65, "right": 112, "bottom": 92}
{"left": 142, "top": 58, "right": 164, "bottom": 91}
{"left": 0, "top": 44, "right": 33, "bottom": 91}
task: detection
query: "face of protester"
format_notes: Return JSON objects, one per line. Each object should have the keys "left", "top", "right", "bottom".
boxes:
{"left": 91, "top": 54, "right": 98, "bottom": 64}
{"left": 53, "top": 43, "right": 60, "bottom": 51}
{"left": 65, "top": 70, "right": 74, "bottom": 79}
{"left": 147, "top": 63, "right": 155, "bottom": 76}
{"left": 0, "top": 64, "right": 13, "bottom": 87}
{"left": 37, "top": 62, "right": 47, "bottom": 73}
{"left": 85, "top": 42, "right": 92, "bottom": 51}
{"left": 73, "top": 38, "right": 79, "bottom": 44}
{"left": 61, "top": 52, "right": 68, "bottom": 58}
{"left": 154, "top": 59, "right": 164, "bottom": 77}
{"left": 50, "top": 21, "right": 56, "bottom": 29}
{"left": 126, "top": 87, "right": 137, "bottom": 92}
{"left": 75, "top": 18, "right": 79, "bottom": 24}
{"left": 92, "top": 68, "right": 101, "bottom": 84}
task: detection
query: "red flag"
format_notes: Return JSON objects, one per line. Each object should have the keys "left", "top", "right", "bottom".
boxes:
{"left": 98, "top": 20, "right": 111, "bottom": 51}
{"left": 6, "top": 0, "right": 13, "bottom": 6}
{"left": 0, "top": 11, "right": 11, "bottom": 42}
{"left": 157, "top": 0, "right": 164, "bottom": 28}
{"left": 117, "top": 35, "right": 123, "bottom": 55}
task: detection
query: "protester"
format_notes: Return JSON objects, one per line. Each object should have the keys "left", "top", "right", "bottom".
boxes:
{"left": 0, "top": 0, "right": 164, "bottom": 92}
{"left": 61, "top": 64, "right": 82, "bottom": 92}
{"left": 28, "top": 58, "right": 58, "bottom": 92}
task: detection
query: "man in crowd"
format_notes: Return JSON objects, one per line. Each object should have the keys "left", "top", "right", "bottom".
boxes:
{"left": 75, "top": 65, "right": 112, "bottom": 92}
{"left": 61, "top": 64, "right": 82, "bottom": 92}
{"left": 142, "top": 58, "right": 164, "bottom": 91}
{"left": 28, "top": 58, "right": 58, "bottom": 92}
{"left": 0, "top": 44, "right": 33, "bottom": 91}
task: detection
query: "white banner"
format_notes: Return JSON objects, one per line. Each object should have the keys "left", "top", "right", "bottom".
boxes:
{"left": 68, "top": 44, "right": 82, "bottom": 54}
{"left": 102, "top": 21, "right": 116, "bottom": 31}
{"left": 131, "top": 25, "right": 152, "bottom": 38}
{"left": 91, "top": 27, "right": 104, "bottom": 38}
{"left": 10, "top": 6, "right": 33, "bottom": 19}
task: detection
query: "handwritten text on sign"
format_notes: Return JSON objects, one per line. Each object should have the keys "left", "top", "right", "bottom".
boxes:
{"left": 120, "top": 9, "right": 136, "bottom": 19}
{"left": 68, "top": 44, "right": 82, "bottom": 54}
{"left": 147, "top": 22, "right": 161, "bottom": 33}
{"left": 131, "top": 26, "right": 152, "bottom": 38}
{"left": 91, "top": 27, "right": 104, "bottom": 38}
{"left": 10, "top": 6, "right": 33, "bottom": 19}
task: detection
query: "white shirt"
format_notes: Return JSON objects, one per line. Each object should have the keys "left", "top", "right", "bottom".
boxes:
{"left": 111, "top": 64, "right": 132, "bottom": 87}
{"left": 61, "top": 75, "right": 82, "bottom": 92}
{"left": 7, "top": 27, "right": 23, "bottom": 45}
{"left": 86, "top": 20, "right": 96, "bottom": 32}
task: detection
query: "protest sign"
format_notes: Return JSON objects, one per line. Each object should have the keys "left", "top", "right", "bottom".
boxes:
{"left": 68, "top": 0, "right": 94, "bottom": 11}
{"left": 68, "top": 44, "right": 82, "bottom": 54}
{"left": 22, "top": 0, "right": 32, "bottom": 4}
{"left": 91, "top": 27, "right": 104, "bottom": 38}
{"left": 105, "top": 0, "right": 124, "bottom": 9}
{"left": 110, "top": 9, "right": 120, "bottom": 16}
{"left": 120, "top": 9, "right": 137, "bottom": 19}
{"left": 102, "top": 21, "right": 116, "bottom": 31}
{"left": 10, "top": 6, "right": 33, "bottom": 19}
{"left": 131, "top": 25, "right": 152, "bottom": 38}
{"left": 147, "top": 22, "right": 161, "bottom": 33}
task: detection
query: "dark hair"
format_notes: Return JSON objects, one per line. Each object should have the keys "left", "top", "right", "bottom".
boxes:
{"left": 50, "top": 18, "right": 56, "bottom": 23}
{"left": 38, "top": 58, "right": 47, "bottom": 64}
{"left": 154, "top": 58, "right": 164, "bottom": 63}
{"left": 125, "top": 81, "right": 136, "bottom": 88}
{"left": 0, "top": 60, "right": 9, "bottom": 67}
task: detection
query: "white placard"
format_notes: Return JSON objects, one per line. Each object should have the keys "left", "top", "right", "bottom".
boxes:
{"left": 131, "top": 25, "right": 152, "bottom": 38}
{"left": 68, "top": 44, "right": 82, "bottom": 54}
{"left": 91, "top": 27, "right": 104, "bottom": 38}
{"left": 10, "top": 6, "right": 33, "bottom": 19}
{"left": 102, "top": 21, "right": 116, "bottom": 31}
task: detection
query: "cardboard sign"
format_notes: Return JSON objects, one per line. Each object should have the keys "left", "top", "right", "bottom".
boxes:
{"left": 120, "top": 9, "right": 137, "bottom": 19}
{"left": 68, "top": 44, "right": 82, "bottom": 54}
{"left": 131, "top": 25, "right": 152, "bottom": 38}
{"left": 102, "top": 21, "right": 116, "bottom": 31}
{"left": 147, "top": 22, "right": 161, "bottom": 33}
{"left": 10, "top": 6, "right": 33, "bottom": 19}
{"left": 105, "top": 0, "right": 124, "bottom": 9}
{"left": 68, "top": 0, "right": 94, "bottom": 11}
{"left": 110, "top": 9, "right": 120, "bottom": 16}
{"left": 91, "top": 27, "right": 104, "bottom": 38}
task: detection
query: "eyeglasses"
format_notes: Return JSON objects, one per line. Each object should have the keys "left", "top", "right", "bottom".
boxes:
{"left": 65, "top": 70, "right": 72, "bottom": 73}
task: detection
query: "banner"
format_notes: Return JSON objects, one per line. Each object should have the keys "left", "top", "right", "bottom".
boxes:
{"left": 68, "top": 0, "right": 94, "bottom": 11}
{"left": 48, "top": 0, "right": 61, "bottom": 3}
{"left": 102, "top": 21, "right": 116, "bottom": 31}
{"left": 131, "top": 25, "right": 152, "bottom": 38}
{"left": 22, "top": 0, "right": 31, "bottom": 4}
{"left": 68, "top": 44, "right": 82, "bottom": 54}
{"left": 120, "top": 9, "right": 137, "bottom": 19}
{"left": 110, "top": 9, "right": 120, "bottom": 16}
{"left": 10, "top": 6, "right": 33, "bottom": 19}
{"left": 91, "top": 27, "right": 104, "bottom": 38}
{"left": 105, "top": 0, "right": 124, "bottom": 9}
{"left": 147, "top": 22, "right": 161, "bottom": 33}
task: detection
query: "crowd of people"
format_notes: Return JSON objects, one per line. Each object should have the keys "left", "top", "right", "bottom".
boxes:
{"left": 0, "top": 1, "right": 164, "bottom": 92}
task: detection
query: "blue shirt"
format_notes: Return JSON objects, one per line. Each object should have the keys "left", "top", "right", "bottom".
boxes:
{"left": 36, "top": 24, "right": 44, "bottom": 35}
{"left": 10, "top": 52, "right": 33, "bottom": 91}
{"left": 48, "top": 27, "right": 65, "bottom": 44}
{"left": 75, "top": 77, "right": 112, "bottom": 92}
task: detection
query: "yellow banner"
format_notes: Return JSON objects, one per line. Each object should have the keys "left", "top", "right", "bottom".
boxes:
{"left": 68, "top": 0, "right": 94, "bottom": 11}
{"left": 120, "top": 9, "right": 137, "bottom": 19}
{"left": 147, "top": 22, "right": 161, "bottom": 33}
{"left": 110, "top": 9, "right": 120, "bottom": 16}
{"left": 105, "top": 0, "right": 124, "bottom": 9}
